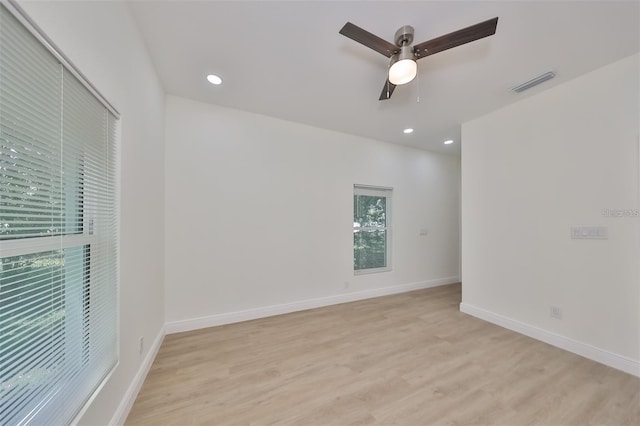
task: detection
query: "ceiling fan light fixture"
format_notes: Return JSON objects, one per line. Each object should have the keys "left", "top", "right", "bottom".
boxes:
{"left": 388, "top": 46, "right": 417, "bottom": 85}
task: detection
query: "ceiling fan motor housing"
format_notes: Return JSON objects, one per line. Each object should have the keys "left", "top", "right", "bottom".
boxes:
{"left": 389, "top": 26, "right": 418, "bottom": 86}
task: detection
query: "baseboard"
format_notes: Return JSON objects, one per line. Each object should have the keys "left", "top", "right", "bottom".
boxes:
{"left": 165, "top": 276, "right": 459, "bottom": 334}
{"left": 459, "top": 302, "right": 640, "bottom": 377}
{"left": 109, "top": 328, "right": 166, "bottom": 425}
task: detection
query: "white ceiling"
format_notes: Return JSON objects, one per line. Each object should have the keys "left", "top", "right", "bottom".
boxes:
{"left": 128, "top": 0, "right": 639, "bottom": 154}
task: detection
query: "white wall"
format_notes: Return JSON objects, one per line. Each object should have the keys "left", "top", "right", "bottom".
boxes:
{"left": 18, "top": 1, "right": 166, "bottom": 423}
{"left": 461, "top": 54, "right": 639, "bottom": 374}
{"left": 165, "top": 95, "right": 460, "bottom": 327}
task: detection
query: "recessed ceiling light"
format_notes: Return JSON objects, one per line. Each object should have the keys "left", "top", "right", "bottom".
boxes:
{"left": 403, "top": 128, "right": 414, "bottom": 134}
{"left": 206, "top": 74, "right": 222, "bottom": 85}
{"left": 444, "top": 139, "right": 454, "bottom": 145}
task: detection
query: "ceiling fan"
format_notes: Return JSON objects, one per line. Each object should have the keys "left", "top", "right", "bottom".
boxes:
{"left": 339, "top": 17, "right": 499, "bottom": 100}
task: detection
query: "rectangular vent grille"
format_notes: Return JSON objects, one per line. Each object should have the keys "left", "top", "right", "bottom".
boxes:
{"left": 512, "top": 71, "right": 556, "bottom": 93}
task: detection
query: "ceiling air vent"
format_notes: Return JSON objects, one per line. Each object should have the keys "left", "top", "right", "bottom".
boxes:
{"left": 512, "top": 71, "right": 556, "bottom": 93}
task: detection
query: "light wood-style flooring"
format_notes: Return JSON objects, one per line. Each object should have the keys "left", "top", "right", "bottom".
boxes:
{"left": 126, "top": 284, "right": 639, "bottom": 425}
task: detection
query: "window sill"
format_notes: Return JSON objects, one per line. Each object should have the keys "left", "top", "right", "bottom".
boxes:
{"left": 354, "top": 266, "right": 391, "bottom": 275}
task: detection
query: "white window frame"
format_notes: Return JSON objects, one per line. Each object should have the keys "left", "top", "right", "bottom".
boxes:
{"left": 353, "top": 185, "right": 392, "bottom": 274}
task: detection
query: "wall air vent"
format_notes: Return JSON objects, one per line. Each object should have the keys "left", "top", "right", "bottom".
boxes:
{"left": 512, "top": 71, "right": 556, "bottom": 93}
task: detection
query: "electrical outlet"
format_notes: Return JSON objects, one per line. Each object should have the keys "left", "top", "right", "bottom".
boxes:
{"left": 343, "top": 281, "right": 350, "bottom": 289}
{"left": 550, "top": 306, "right": 562, "bottom": 319}
{"left": 139, "top": 336, "right": 144, "bottom": 355}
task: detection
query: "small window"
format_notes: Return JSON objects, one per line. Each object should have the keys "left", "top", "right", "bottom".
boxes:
{"left": 353, "top": 185, "right": 392, "bottom": 273}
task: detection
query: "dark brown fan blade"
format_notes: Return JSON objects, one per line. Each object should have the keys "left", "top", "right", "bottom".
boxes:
{"left": 340, "top": 22, "right": 398, "bottom": 58}
{"left": 379, "top": 80, "right": 396, "bottom": 100}
{"left": 413, "top": 17, "right": 498, "bottom": 59}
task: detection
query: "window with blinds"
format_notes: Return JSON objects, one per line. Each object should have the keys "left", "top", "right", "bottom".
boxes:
{"left": 0, "top": 2, "right": 119, "bottom": 425}
{"left": 353, "top": 185, "right": 392, "bottom": 273}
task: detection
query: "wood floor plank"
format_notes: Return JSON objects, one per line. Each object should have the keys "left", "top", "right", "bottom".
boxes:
{"left": 126, "top": 284, "right": 639, "bottom": 425}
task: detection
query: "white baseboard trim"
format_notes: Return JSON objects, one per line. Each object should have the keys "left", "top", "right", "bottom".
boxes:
{"left": 109, "top": 329, "right": 166, "bottom": 426}
{"left": 165, "top": 276, "right": 459, "bottom": 335}
{"left": 459, "top": 302, "right": 640, "bottom": 377}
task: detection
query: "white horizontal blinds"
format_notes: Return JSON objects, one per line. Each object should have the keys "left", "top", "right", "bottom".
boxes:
{"left": 0, "top": 246, "right": 86, "bottom": 425}
{"left": 0, "top": 3, "right": 62, "bottom": 240}
{"left": 100, "top": 110, "right": 118, "bottom": 365}
{"left": 51, "top": 69, "right": 118, "bottom": 422}
{"left": 0, "top": 3, "right": 118, "bottom": 425}
{"left": 0, "top": 5, "right": 66, "bottom": 424}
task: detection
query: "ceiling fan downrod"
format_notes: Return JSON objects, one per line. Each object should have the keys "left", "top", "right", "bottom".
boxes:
{"left": 394, "top": 25, "right": 414, "bottom": 48}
